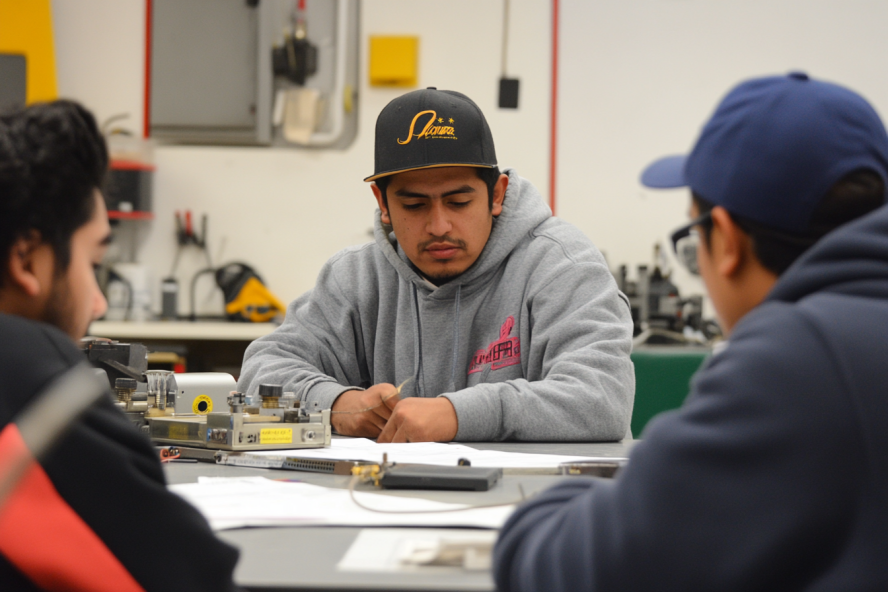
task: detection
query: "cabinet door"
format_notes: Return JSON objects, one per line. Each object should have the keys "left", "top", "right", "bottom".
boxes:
{"left": 150, "top": 0, "right": 266, "bottom": 143}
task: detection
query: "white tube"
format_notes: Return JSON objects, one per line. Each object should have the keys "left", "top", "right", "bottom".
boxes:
{"left": 308, "top": 0, "right": 349, "bottom": 146}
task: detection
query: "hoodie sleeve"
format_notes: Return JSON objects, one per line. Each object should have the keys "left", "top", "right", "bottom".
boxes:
{"left": 493, "top": 304, "right": 863, "bottom": 592}
{"left": 237, "top": 253, "right": 369, "bottom": 409}
{"left": 443, "top": 253, "right": 635, "bottom": 441}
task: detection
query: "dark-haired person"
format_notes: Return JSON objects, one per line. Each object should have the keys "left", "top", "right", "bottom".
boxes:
{"left": 238, "top": 88, "right": 634, "bottom": 443}
{"left": 494, "top": 72, "right": 888, "bottom": 591}
{"left": 0, "top": 101, "right": 241, "bottom": 591}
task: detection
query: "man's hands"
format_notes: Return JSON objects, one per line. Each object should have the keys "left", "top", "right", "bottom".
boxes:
{"left": 330, "top": 384, "right": 397, "bottom": 438}
{"left": 330, "top": 385, "right": 459, "bottom": 443}
{"left": 377, "top": 397, "right": 458, "bottom": 443}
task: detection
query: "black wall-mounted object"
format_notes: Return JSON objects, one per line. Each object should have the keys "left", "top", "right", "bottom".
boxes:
{"left": 271, "top": 35, "right": 318, "bottom": 85}
{"left": 498, "top": 77, "right": 520, "bottom": 109}
{"left": 105, "top": 162, "right": 154, "bottom": 221}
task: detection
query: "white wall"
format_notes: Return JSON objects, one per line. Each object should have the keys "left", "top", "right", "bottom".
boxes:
{"left": 52, "top": 0, "right": 552, "bottom": 315}
{"left": 52, "top": 0, "right": 888, "bottom": 316}
{"left": 557, "top": 0, "right": 888, "bottom": 297}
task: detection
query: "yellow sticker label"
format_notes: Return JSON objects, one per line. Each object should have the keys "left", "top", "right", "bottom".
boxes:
{"left": 192, "top": 395, "right": 213, "bottom": 415}
{"left": 169, "top": 424, "right": 190, "bottom": 440}
{"left": 260, "top": 428, "right": 293, "bottom": 445}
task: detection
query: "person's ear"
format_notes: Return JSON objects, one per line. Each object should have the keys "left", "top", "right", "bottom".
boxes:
{"left": 709, "top": 206, "right": 750, "bottom": 279}
{"left": 5, "top": 232, "right": 53, "bottom": 297}
{"left": 491, "top": 174, "right": 508, "bottom": 216}
{"left": 371, "top": 182, "right": 391, "bottom": 225}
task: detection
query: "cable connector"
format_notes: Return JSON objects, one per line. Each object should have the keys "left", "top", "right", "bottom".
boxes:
{"left": 351, "top": 463, "right": 383, "bottom": 487}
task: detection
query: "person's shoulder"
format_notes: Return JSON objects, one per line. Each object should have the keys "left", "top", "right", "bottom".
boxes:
{"left": 711, "top": 302, "right": 828, "bottom": 366}
{"left": 327, "top": 241, "right": 378, "bottom": 264}
{"left": 324, "top": 242, "right": 387, "bottom": 276}
{"left": 0, "top": 313, "right": 80, "bottom": 354}
{"left": 311, "top": 242, "right": 391, "bottom": 302}
{"left": 517, "top": 217, "right": 607, "bottom": 272}
{"left": 694, "top": 301, "right": 847, "bottom": 406}
{"left": 645, "top": 301, "right": 860, "bottom": 450}
{"left": 0, "top": 314, "right": 84, "bottom": 422}
{"left": 0, "top": 313, "right": 82, "bottom": 366}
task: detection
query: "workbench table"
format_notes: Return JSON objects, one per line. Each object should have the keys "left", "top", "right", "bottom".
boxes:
{"left": 164, "top": 440, "right": 636, "bottom": 592}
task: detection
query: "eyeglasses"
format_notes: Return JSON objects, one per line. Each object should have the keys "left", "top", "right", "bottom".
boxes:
{"left": 669, "top": 211, "right": 712, "bottom": 276}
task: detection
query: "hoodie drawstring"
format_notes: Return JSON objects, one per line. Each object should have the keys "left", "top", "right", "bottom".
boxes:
{"left": 410, "top": 284, "right": 423, "bottom": 396}
{"left": 447, "top": 284, "right": 462, "bottom": 392}
{"left": 410, "top": 283, "right": 462, "bottom": 397}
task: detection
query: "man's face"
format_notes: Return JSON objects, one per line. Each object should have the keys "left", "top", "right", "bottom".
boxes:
{"left": 373, "top": 167, "right": 505, "bottom": 284}
{"left": 44, "top": 191, "right": 111, "bottom": 340}
{"left": 689, "top": 199, "right": 777, "bottom": 336}
{"left": 689, "top": 201, "right": 721, "bottom": 310}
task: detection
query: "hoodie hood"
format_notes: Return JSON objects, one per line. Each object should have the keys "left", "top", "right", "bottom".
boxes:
{"left": 373, "top": 168, "right": 552, "bottom": 298}
{"left": 768, "top": 203, "right": 888, "bottom": 304}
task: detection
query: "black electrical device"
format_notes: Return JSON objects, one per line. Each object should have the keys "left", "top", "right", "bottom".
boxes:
{"left": 105, "top": 162, "right": 154, "bottom": 218}
{"left": 161, "top": 277, "right": 178, "bottom": 320}
{"left": 497, "top": 0, "right": 520, "bottom": 110}
{"left": 80, "top": 340, "right": 148, "bottom": 387}
{"left": 379, "top": 464, "right": 502, "bottom": 491}
{"left": 498, "top": 78, "right": 520, "bottom": 109}
{"left": 272, "top": 35, "right": 318, "bottom": 85}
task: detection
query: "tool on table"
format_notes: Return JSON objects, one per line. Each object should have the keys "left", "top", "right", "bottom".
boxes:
{"left": 80, "top": 338, "right": 332, "bottom": 450}
{"left": 349, "top": 454, "right": 501, "bottom": 493}
{"left": 107, "top": 369, "right": 234, "bottom": 430}
{"left": 378, "top": 464, "right": 503, "bottom": 492}
{"left": 81, "top": 338, "right": 147, "bottom": 386}
{"left": 343, "top": 455, "right": 521, "bottom": 516}
{"left": 149, "top": 384, "right": 331, "bottom": 452}
{"left": 398, "top": 532, "right": 497, "bottom": 571}
{"left": 215, "top": 452, "right": 373, "bottom": 475}
{"left": 558, "top": 459, "right": 626, "bottom": 478}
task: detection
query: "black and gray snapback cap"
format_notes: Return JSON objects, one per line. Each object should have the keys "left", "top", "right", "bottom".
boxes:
{"left": 364, "top": 87, "right": 498, "bottom": 182}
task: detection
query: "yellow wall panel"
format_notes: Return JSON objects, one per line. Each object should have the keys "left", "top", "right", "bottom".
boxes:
{"left": 0, "top": 0, "right": 57, "bottom": 103}
{"left": 369, "top": 36, "right": 418, "bottom": 88}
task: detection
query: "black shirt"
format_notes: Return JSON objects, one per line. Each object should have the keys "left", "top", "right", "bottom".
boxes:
{"left": 0, "top": 313, "right": 241, "bottom": 591}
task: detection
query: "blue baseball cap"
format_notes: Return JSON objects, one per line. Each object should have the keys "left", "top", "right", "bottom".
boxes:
{"left": 641, "top": 72, "right": 888, "bottom": 233}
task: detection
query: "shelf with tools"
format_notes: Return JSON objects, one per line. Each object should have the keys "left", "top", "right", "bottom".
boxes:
{"left": 89, "top": 321, "right": 277, "bottom": 341}
{"left": 88, "top": 321, "right": 278, "bottom": 377}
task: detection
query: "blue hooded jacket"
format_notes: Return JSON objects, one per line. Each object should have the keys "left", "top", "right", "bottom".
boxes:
{"left": 494, "top": 204, "right": 888, "bottom": 591}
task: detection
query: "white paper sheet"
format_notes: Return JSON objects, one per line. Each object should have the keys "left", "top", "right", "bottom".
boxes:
{"left": 169, "top": 476, "right": 514, "bottom": 531}
{"left": 246, "top": 438, "right": 615, "bottom": 468}
{"left": 337, "top": 528, "right": 498, "bottom": 573}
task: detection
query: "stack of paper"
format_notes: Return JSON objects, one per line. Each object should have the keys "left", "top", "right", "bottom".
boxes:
{"left": 337, "top": 529, "right": 498, "bottom": 572}
{"left": 170, "top": 476, "right": 515, "bottom": 531}
{"left": 246, "top": 438, "right": 612, "bottom": 468}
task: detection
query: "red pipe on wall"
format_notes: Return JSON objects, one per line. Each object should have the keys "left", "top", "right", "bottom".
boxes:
{"left": 549, "top": 0, "right": 559, "bottom": 214}
{"left": 143, "top": 0, "right": 152, "bottom": 138}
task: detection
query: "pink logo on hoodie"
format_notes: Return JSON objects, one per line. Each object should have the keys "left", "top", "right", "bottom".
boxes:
{"left": 468, "top": 315, "right": 521, "bottom": 374}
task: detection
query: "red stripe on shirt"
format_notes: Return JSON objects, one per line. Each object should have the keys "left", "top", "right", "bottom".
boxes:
{"left": 0, "top": 424, "right": 144, "bottom": 592}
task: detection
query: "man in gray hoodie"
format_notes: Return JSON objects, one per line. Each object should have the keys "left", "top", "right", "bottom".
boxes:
{"left": 238, "top": 88, "right": 634, "bottom": 443}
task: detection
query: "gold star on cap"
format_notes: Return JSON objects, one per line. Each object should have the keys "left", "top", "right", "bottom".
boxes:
{"left": 438, "top": 117, "right": 443, "bottom": 123}
{"left": 449, "top": 118, "right": 454, "bottom": 123}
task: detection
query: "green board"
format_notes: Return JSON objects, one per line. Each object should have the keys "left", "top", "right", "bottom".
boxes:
{"left": 630, "top": 347, "right": 710, "bottom": 437}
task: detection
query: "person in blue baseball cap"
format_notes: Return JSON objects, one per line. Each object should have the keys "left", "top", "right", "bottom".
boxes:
{"left": 493, "top": 73, "right": 888, "bottom": 591}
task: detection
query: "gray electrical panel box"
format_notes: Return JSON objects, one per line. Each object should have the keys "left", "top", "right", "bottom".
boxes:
{"left": 0, "top": 54, "right": 26, "bottom": 112}
{"left": 148, "top": 0, "right": 359, "bottom": 148}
